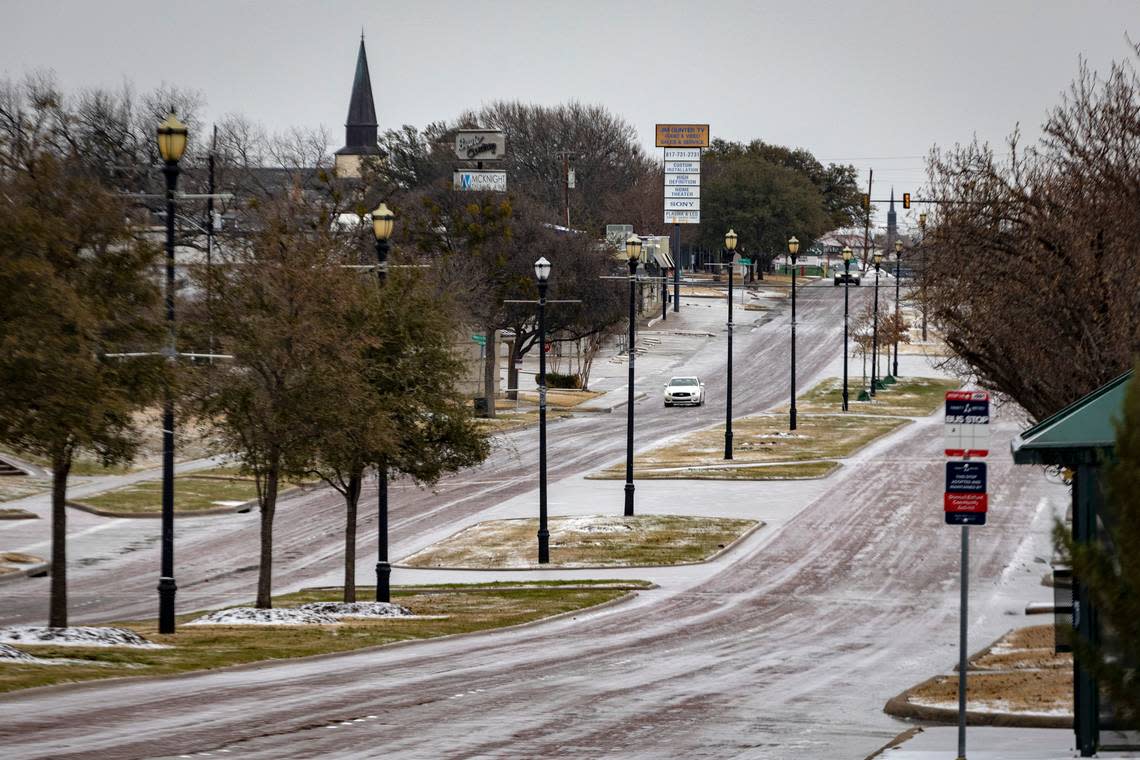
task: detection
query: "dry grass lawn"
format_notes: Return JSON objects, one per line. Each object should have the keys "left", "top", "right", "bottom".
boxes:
{"left": 591, "top": 414, "right": 906, "bottom": 480}
{"left": 1, "top": 409, "right": 217, "bottom": 476}
{"left": 401, "top": 514, "right": 758, "bottom": 568}
{"left": 77, "top": 475, "right": 269, "bottom": 515}
{"left": 0, "top": 581, "right": 645, "bottom": 694}
{"left": 0, "top": 477, "right": 51, "bottom": 503}
{"left": 904, "top": 625, "right": 1073, "bottom": 717}
{"left": 473, "top": 409, "right": 574, "bottom": 434}
{"left": 630, "top": 461, "right": 840, "bottom": 481}
{"left": 514, "top": 389, "right": 603, "bottom": 408}
{"left": 776, "top": 376, "right": 961, "bottom": 418}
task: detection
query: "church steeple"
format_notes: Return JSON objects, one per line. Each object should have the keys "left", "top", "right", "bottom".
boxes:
{"left": 335, "top": 35, "right": 380, "bottom": 177}
{"left": 886, "top": 187, "right": 898, "bottom": 244}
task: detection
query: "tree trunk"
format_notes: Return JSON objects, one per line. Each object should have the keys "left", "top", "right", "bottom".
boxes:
{"left": 49, "top": 452, "right": 71, "bottom": 628}
{"left": 482, "top": 326, "right": 496, "bottom": 418}
{"left": 343, "top": 470, "right": 362, "bottom": 603}
{"left": 255, "top": 466, "right": 279, "bottom": 609}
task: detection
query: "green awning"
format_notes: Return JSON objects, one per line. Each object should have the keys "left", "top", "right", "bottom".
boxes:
{"left": 1011, "top": 370, "right": 1132, "bottom": 465}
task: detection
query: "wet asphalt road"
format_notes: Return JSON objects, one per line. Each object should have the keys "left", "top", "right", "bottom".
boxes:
{"left": 0, "top": 282, "right": 1066, "bottom": 758}
{"left": 2, "top": 281, "right": 862, "bottom": 625}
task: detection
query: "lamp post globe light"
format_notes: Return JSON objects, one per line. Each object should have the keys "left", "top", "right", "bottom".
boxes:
{"left": 534, "top": 256, "right": 552, "bottom": 563}
{"left": 156, "top": 111, "right": 188, "bottom": 635}
{"left": 788, "top": 235, "right": 800, "bottom": 431}
{"left": 372, "top": 203, "right": 395, "bottom": 602}
{"left": 723, "top": 229, "right": 738, "bottom": 460}
{"left": 870, "top": 250, "right": 883, "bottom": 397}
{"left": 841, "top": 245, "right": 853, "bottom": 412}
{"left": 891, "top": 239, "right": 903, "bottom": 381}
{"left": 371, "top": 202, "right": 395, "bottom": 285}
{"left": 623, "top": 234, "right": 641, "bottom": 517}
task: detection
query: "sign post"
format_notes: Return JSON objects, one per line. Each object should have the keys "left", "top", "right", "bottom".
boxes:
{"left": 943, "top": 390, "right": 990, "bottom": 760}
{"left": 657, "top": 125, "right": 709, "bottom": 314}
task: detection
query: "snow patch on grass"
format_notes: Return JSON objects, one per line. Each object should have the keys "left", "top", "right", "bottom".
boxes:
{"left": 0, "top": 642, "right": 39, "bottom": 662}
{"left": 910, "top": 696, "right": 1071, "bottom": 718}
{"left": 0, "top": 625, "right": 166, "bottom": 648}
{"left": 187, "top": 607, "right": 338, "bottom": 626}
{"left": 299, "top": 602, "right": 412, "bottom": 619}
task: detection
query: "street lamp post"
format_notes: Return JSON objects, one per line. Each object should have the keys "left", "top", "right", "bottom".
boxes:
{"left": 841, "top": 245, "right": 853, "bottom": 412}
{"left": 155, "top": 111, "right": 188, "bottom": 635}
{"left": 892, "top": 239, "right": 903, "bottom": 380}
{"left": 534, "top": 256, "right": 552, "bottom": 563}
{"left": 870, "top": 250, "right": 883, "bottom": 397}
{"left": 788, "top": 236, "right": 800, "bottom": 431}
{"left": 623, "top": 235, "right": 641, "bottom": 517}
{"left": 723, "top": 229, "right": 738, "bottom": 460}
{"left": 371, "top": 202, "right": 395, "bottom": 602}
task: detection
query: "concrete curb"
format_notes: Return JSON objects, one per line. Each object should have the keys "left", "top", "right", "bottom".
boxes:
{"left": 0, "top": 561, "right": 50, "bottom": 585}
{"left": 575, "top": 391, "right": 648, "bottom": 414}
{"left": 882, "top": 675, "right": 1071, "bottom": 729}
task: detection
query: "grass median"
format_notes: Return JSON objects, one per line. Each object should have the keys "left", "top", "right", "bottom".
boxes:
{"left": 76, "top": 475, "right": 262, "bottom": 515}
{"left": 776, "top": 376, "right": 960, "bottom": 417}
{"left": 0, "top": 580, "right": 648, "bottom": 694}
{"left": 401, "top": 514, "right": 758, "bottom": 569}
{"left": 590, "top": 414, "right": 906, "bottom": 481}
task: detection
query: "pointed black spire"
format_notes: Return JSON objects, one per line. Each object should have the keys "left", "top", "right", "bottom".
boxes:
{"left": 887, "top": 187, "right": 898, "bottom": 241}
{"left": 337, "top": 36, "right": 379, "bottom": 156}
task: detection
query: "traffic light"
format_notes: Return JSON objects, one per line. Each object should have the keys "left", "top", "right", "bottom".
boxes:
{"left": 862, "top": 194, "right": 870, "bottom": 209}
{"left": 902, "top": 192, "right": 911, "bottom": 209}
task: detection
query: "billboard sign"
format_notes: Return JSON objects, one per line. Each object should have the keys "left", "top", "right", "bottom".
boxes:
{"left": 453, "top": 170, "right": 507, "bottom": 192}
{"left": 454, "top": 130, "right": 505, "bottom": 161}
{"left": 655, "top": 124, "right": 711, "bottom": 148}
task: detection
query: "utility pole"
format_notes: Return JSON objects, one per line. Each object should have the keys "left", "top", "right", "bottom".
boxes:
{"left": 206, "top": 125, "right": 217, "bottom": 364}
{"left": 672, "top": 223, "right": 681, "bottom": 313}
{"left": 862, "top": 169, "right": 874, "bottom": 271}
{"left": 559, "top": 151, "right": 574, "bottom": 228}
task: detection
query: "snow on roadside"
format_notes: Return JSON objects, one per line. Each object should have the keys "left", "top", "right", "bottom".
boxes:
{"left": 0, "top": 642, "right": 40, "bottom": 662}
{"left": 186, "top": 607, "right": 338, "bottom": 626}
{"left": 0, "top": 625, "right": 166, "bottom": 649}
{"left": 299, "top": 602, "right": 412, "bottom": 619}
{"left": 909, "top": 696, "right": 1071, "bottom": 718}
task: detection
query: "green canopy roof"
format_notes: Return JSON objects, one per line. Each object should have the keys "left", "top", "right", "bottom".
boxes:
{"left": 1011, "top": 370, "right": 1132, "bottom": 466}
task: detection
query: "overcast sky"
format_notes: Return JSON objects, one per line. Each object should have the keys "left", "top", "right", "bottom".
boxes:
{"left": 2, "top": 0, "right": 1137, "bottom": 228}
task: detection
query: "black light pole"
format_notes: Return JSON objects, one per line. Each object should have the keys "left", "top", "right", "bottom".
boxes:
{"left": 371, "top": 202, "right": 395, "bottom": 601}
{"left": 788, "top": 236, "right": 800, "bottom": 431}
{"left": 841, "top": 245, "right": 853, "bottom": 412}
{"left": 624, "top": 235, "right": 641, "bottom": 517}
{"left": 534, "top": 256, "right": 552, "bottom": 563}
{"left": 892, "top": 239, "right": 903, "bottom": 380}
{"left": 918, "top": 212, "right": 928, "bottom": 342}
{"left": 155, "top": 112, "right": 188, "bottom": 635}
{"left": 870, "top": 251, "right": 883, "bottom": 398}
{"left": 723, "top": 229, "right": 737, "bottom": 459}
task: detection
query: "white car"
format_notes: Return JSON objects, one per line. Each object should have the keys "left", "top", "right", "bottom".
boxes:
{"left": 664, "top": 376, "right": 705, "bottom": 407}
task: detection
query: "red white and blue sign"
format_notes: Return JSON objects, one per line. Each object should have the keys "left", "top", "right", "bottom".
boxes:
{"left": 945, "top": 390, "right": 990, "bottom": 457}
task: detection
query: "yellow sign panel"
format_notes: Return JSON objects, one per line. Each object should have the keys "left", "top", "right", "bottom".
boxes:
{"left": 655, "top": 124, "right": 710, "bottom": 148}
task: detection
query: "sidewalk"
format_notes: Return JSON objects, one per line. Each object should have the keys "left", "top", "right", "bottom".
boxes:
{"left": 872, "top": 726, "right": 1139, "bottom": 758}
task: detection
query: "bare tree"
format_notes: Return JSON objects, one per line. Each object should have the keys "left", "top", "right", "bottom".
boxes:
{"left": 922, "top": 49, "right": 1140, "bottom": 420}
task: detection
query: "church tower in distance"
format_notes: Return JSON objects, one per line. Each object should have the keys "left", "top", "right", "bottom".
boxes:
{"left": 334, "top": 35, "right": 380, "bottom": 178}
